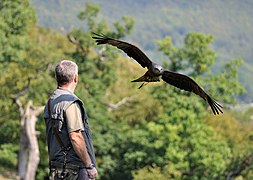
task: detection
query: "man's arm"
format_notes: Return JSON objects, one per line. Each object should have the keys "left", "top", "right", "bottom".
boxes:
{"left": 69, "top": 130, "right": 98, "bottom": 179}
{"left": 66, "top": 103, "right": 92, "bottom": 165}
{"left": 66, "top": 103, "right": 98, "bottom": 179}
{"left": 69, "top": 130, "right": 91, "bottom": 166}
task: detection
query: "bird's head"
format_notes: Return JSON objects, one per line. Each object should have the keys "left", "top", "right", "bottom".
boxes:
{"left": 153, "top": 64, "right": 164, "bottom": 75}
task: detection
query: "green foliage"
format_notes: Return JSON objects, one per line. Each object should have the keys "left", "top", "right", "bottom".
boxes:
{"left": 120, "top": 90, "right": 231, "bottom": 179}
{"left": 112, "top": 16, "right": 135, "bottom": 39}
{"left": 0, "top": 0, "right": 37, "bottom": 104}
{"left": 206, "top": 113, "right": 253, "bottom": 157}
{"left": 0, "top": 0, "right": 35, "bottom": 63}
{"left": 133, "top": 165, "right": 168, "bottom": 180}
{"left": 0, "top": 143, "right": 18, "bottom": 169}
{"left": 159, "top": 32, "right": 216, "bottom": 76}
{"left": 78, "top": 3, "right": 100, "bottom": 24}
{"left": 206, "top": 113, "right": 253, "bottom": 179}
{"left": 0, "top": 120, "right": 20, "bottom": 145}
{"left": 202, "top": 58, "right": 245, "bottom": 104}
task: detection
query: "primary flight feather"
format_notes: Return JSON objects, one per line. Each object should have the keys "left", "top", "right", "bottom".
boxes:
{"left": 92, "top": 33, "right": 223, "bottom": 115}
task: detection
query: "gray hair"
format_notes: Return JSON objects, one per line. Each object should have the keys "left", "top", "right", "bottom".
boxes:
{"left": 55, "top": 60, "right": 78, "bottom": 86}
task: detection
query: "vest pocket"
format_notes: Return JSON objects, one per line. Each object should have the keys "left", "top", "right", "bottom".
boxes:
{"left": 51, "top": 119, "right": 64, "bottom": 132}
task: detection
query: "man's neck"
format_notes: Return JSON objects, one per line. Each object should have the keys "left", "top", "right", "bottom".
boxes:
{"left": 58, "top": 84, "right": 75, "bottom": 93}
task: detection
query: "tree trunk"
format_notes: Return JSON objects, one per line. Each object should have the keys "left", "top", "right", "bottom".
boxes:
{"left": 16, "top": 100, "right": 44, "bottom": 180}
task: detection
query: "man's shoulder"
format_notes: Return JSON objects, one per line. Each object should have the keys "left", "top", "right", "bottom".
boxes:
{"left": 66, "top": 102, "right": 81, "bottom": 111}
{"left": 52, "top": 89, "right": 80, "bottom": 104}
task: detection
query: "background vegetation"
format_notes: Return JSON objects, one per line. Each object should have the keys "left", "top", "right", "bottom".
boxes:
{"left": 0, "top": 0, "right": 252, "bottom": 179}
{"left": 31, "top": 0, "right": 253, "bottom": 101}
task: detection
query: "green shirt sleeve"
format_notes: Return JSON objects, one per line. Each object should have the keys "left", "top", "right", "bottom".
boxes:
{"left": 65, "top": 102, "right": 84, "bottom": 132}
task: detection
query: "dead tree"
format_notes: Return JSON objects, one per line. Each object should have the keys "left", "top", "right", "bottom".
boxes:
{"left": 13, "top": 80, "right": 44, "bottom": 180}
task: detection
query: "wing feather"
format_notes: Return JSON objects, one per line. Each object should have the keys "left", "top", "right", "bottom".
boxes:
{"left": 162, "top": 70, "right": 223, "bottom": 115}
{"left": 92, "top": 33, "right": 153, "bottom": 69}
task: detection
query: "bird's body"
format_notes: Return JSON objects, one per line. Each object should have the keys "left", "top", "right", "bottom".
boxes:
{"left": 92, "top": 33, "right": 223, "bottom": 115}
{"left": 131, "top": 63, "right": 163, "bottom": 88}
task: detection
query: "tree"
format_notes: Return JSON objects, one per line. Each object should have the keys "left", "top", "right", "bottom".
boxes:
{"left": 0, "top": 0, "right": 39, "bottom": 179}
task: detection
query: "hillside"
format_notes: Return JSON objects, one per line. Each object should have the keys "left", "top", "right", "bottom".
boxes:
{"left": 31, "top": 0, "right": 253, "bottom": 101}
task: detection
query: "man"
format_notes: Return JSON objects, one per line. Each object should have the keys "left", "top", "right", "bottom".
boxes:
{"left": 44, "top": 60, "right": 98, "bottom": 179}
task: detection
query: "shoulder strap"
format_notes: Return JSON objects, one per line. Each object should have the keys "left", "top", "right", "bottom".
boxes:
{"left": 48, "top": 99, "right": 73, "bottom": 175}
{"left": 47, "top": 99, "right": 70, "bottom": 151}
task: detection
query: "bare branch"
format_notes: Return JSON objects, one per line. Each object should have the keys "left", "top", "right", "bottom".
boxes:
{"left": 97, "top": 46, "right": 106, "bottom": 61}
{"left": 12, "top": 78, "right": 32, "bottom": 120}
{"left": 102, "top": 96, "right": 135, "bottom": 112}
{"left": 15, "top": 98, "right": 25, "bottom": 120}
{"left": 67, "top": 34, "right": 86, "bottom": 53}
{"left": 31, "top": 105, "right": 44, "bottom": 116}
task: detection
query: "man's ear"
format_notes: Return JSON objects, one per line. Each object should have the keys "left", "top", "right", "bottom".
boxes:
{"left": 73, "top": 74, "right": 78, "bottom": 83}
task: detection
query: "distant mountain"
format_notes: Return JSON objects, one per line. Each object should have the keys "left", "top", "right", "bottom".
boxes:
{"left": 31, "top": 0, "right": 253, "bottom": 101}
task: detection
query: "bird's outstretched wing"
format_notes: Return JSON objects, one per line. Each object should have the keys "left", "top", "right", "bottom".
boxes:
{"left": 162, "top": 70, "right": 223, "bottom": 115}
{"left": 92, "top": 33, "right": 153, "bottom": 69}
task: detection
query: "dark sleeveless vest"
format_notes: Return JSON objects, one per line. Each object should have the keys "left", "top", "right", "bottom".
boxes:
{"left": 44, "top": 88, "right": 96, "bottom": 167}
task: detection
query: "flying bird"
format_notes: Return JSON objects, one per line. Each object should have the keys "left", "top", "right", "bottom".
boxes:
{"left": 92, "top": 33, "right": 223, "bottom": 115}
